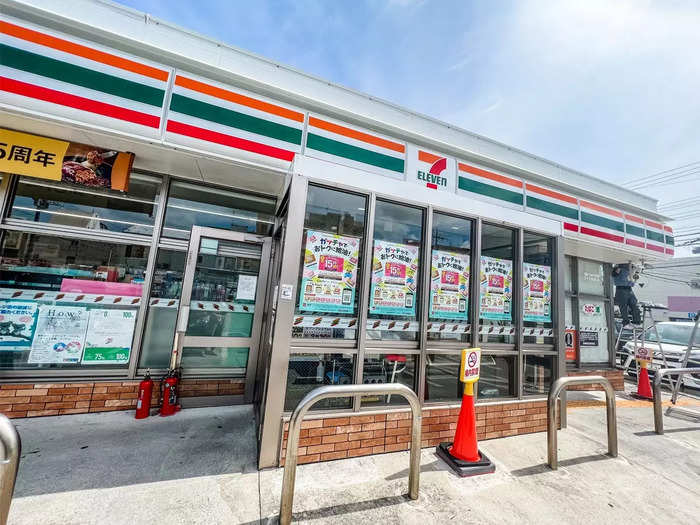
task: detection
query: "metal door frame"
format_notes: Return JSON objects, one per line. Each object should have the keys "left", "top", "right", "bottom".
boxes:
{"left": 171, "top": 225, "right": 272, "bottom": 403}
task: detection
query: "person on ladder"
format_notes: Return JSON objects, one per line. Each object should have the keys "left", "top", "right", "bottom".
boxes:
{"left": 613, "top": 262, "right": 642, "bottom": 329}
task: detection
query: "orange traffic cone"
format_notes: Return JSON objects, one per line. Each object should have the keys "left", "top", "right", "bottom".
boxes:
{"left": 633, "top": 363, "right": 653, "bottom": 400}
{"left": 436, "top": 381, "right": 495, "bottom": 477}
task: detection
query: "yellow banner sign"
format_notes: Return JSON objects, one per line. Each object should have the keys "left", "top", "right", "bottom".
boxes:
{"left": 0, "top": 128, "right": 69, "bottom": 180}
{"left": 0, "top": 128, "right": 133, "bottom": 191}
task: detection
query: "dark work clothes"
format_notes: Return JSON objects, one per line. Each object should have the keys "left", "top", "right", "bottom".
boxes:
{"left": 615, "top": 286, "right": 641, "bottom": 325}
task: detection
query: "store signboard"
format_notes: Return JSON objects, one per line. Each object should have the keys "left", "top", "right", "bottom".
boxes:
{"left": 299, "top": 230, "right": 360, "bottom": 314}
{"left": 406, "top": 144, "right": 455, "bottom": 192}
{"left": 28, "top": 305, "right": 88, "bottom": 364}
{"left": 523, "top": 263, "right": 552, "bottom": 322}
{"left": 82, "top": 309, "right": 136, "bottom": 364}
{"left": 429, "top": 250, "right": 469, "bottom": 320}
{"left": 0, "top": 300, "right": 39, "bottom": 347}
{"left": 0, "top": 128, "right": 134, "bottom": 191}
{"left": 479, "top": 256, "right": 513, "bottom": 320}
{"left": 370, "top": 241, "right": 419, "bottom": 316}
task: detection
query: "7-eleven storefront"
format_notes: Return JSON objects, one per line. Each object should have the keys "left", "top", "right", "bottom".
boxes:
{"left": 0, "top": 2, "right": 673, "bottom": 468}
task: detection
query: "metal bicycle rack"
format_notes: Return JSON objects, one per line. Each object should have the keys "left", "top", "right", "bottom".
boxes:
{"left": 0, "top": 415, "right": 21, "bottom": 525}
{"left": 279, "top": 383, "right": 422, "bottom": 525}
{"left": 653, "top": 368, "right": 700, "bottom": 434}
{"left": 547, "top": 376, "right": 618, "bottom": 470}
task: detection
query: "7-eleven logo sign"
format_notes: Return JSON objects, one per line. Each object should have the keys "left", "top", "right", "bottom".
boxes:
{"left": 412, "top": 147, "right": 454, "bottom": 191}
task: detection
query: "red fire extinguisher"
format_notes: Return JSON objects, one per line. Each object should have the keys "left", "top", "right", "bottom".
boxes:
{"left": 135, "top": 370, "right": 153, "bottom": 419}
{"left": 159, "top": 368, "right": 180, "bottom": 417}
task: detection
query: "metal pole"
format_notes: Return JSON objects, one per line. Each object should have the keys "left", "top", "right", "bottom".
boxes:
{"left": 0, "top": 415, "right": 21, "bottom": 525}
{"left": 279, "top": 383, "right": 422, "bottom": 525}
{"left": 547, "top": 376, "right": 617, "bottom": 470}
{"left": 653, "top": 367, "right": 700, "bottom": 435}
{"left": 670, "top": 311, "right": 699, "bottom": 404}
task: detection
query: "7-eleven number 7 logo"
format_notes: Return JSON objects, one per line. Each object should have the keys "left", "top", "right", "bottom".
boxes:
{"left": 417, "top": 150, "right": 449, "bottom": 190}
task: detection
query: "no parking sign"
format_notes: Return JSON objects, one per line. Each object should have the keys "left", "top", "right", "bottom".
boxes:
{"left": 459, "top": 348, "right": 481, "bottom": 383}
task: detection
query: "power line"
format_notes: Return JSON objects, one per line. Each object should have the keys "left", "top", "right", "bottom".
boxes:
{"left": 659, "top": 195, "right": 700, "bottom": 207}
{"left": 623, "top": 160, "right": 700, "bottom": 185}
{"left": 630, "top": 167, "right": 700, "bottom": 190}
{"left": 629, "top": 164, "right": 700, "bottom": 188}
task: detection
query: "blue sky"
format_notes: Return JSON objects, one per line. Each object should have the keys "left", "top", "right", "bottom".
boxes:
{"left": 116, "top": 0, "right": 700, "bottom": 248}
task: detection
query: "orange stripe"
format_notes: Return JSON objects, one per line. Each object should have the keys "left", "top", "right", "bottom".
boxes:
{"left": 418, "top": 150, "right": 442, "bottom": 164}
{"left": 663, "top": 225, "right": 673, "bottom": 233}
{"left": 309, "top": 117, "right": 405, "bottom": 153}
{"left": 644, "top": 219, "right": 663, "bottom": 230}
{"left": 525, "top": 183, "right": 577, "bottom": 204}
{"left": 580, "top": 200, "right": 623, "bottom": 218}
{"left": 458, "top": 163, "right": 522, "bottom": 189}
{"left": 624, "top": 214, "right": 644, "bottom": 224}
{"left": 175, "top": 75, "right": 304, "bottom": 123}
{"left": 0, "top": 20, "right": 168, "bottom": 82}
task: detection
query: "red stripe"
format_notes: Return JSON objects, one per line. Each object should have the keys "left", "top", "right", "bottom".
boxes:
{"left": 665, "top": 248, "right": 674, "bottom": 255}
{"left": 625, "top": 238, "right": 645, "bottom": 248}
{"left": 646, "top": 243, "right": 665, "bottom": 253}
{"left": 563, "top": 222, "right": 579, "bottom": 232}
{"left": 580, "top": 226, "right": 623, "bottom": 243}
{"left": 166, "top": 120, "right": 295, "bottom": 162}
{"left": 0, "top": 77, "right": 159, "bottom": 128}
{"left": 663, "top": 225, "right": 673, "bottom": 233}
{"left": 426, "top": 183, "right": 438, "bottom": 190}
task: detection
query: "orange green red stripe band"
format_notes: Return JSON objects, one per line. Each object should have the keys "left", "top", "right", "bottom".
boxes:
{"left": 174, "top": 75, "right": 304, "bottom": 123}
{"left": 525, "top": 183, "right": 577, "bottom": 204}
{"left": 580, "top": 200, "right": 623, "bottom": 218}
{"left": 0, "top": 20, "right": 168, "bottom": 81}
{"left": 308, "top": 116, "right": 405, "bottom": 154}
{"left": 418, "top": 150, "right": 442, "bottom": 164}
{"left": 458, "top": 163, "right": 523, "bottom": 189}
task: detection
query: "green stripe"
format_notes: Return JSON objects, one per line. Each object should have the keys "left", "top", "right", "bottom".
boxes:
{"left": 665, "top": 235, "right": 674, "bottom": 246}
{"left": 526, "top": 195, "right": 578, "bottom": 219}
{"left": 580, "top": 211, "right": 624, "bottom": 232}
{"left": 170, "top": 93, "right": 302, "bottom": 145}
{"left": 625, "top": 223, "right": 645, "bottom": 238}
{"left": 306, "top": 133, "right": 404, "bottom": 173}
{"left": 0, "top": 44, "right": 164, "bottom": 107}
{"left": 459, "top": 176, "right": 523, "bottom": 205}
{"left": 646, "top": 230, "right": 665, "bottom": 243}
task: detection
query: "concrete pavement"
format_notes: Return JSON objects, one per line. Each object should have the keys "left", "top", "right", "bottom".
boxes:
{"left": 7, "top": 389, "right": 700, "bottom": 524}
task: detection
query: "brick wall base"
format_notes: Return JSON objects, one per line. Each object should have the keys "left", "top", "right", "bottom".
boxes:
{"left": 280, "top": 399, "right": 556, "bottom": 466}
{"left": 566, "top": 369, "right": 624, "bottom": 391}
{"left": 0, "top": 379, "right": 245, "bottom": 418}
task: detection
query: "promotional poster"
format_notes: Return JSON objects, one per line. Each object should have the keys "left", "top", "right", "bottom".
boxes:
{"left": 429, "top": 250, "right": 470, "bottom": 320}
{"left": 299, "top": 230, "right": 359, "bottom": 314}
{"left": 479, "top": 256, "right": 513, "bottom": 320}
{"left": 27, "top": 305, "right": 88, "bottom": 364}
{"left": 523, "top": 263, "right": 552, "bottom": 322}
{"left": 82, "top": 309, "right": 136, "bottom": 364}
{"left": 0, "top": 300, "right": 38, "bottom": 347}
{"left": 369, "top": 241, "right": 420, "bottom": 316}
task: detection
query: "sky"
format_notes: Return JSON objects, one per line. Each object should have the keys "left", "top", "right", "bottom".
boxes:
{"left": 115, "top": 0, "right": 700, "bottom": 254}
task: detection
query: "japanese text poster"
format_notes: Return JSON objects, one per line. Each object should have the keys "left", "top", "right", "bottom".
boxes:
{"left": 299, "top": 230, "right": 359, "bottom": 314}
{"left": 0, "top": 300, "right": 38, "bottom": 347}
{"left": 82, "top": 309, "right": 136, "bottom": 364}
{"left": 523, "top": 263, "right": 552, "bottom": 322}
{"left": 28, "top": 305, "right": 88, "bottom": 364}
{"left": 429, "top": 250, "right": 470, "bottom": 320}
{"left": 370, "top": 241, "right": 419, "bottom": 316}
{"left": 479, "top": 256, "right": 513, "bottom": 320}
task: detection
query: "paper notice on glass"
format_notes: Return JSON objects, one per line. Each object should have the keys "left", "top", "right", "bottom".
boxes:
{"left": 369, "top": 241, "right": 419, "bottom": 316}
{"left": 82, "top": 309, "right": 136, "bottom": 364}
{"left": 236, "top": 275, "right": 258, "bottom": 301}
{"left": 479, "top": 256, "right": 513, "bottom": 320}
{"left": 0, "top": 300, "right": 39, "bottom": 347}
{"left": 523, "top": 262, "right": 552, "bottom": 322}
{"left": 429, "top": 250, "right": 470, "bottom": 320}
{"left": 28, "top": 305, "right": 88, "bottom": 364}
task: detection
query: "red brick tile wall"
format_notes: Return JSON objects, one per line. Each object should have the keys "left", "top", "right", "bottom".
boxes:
{"left": 280, "top": 400, "right": 555, "bottom": 466}
{"left": 0, "top": 379, "right": 245, "bottom": 418}
{"left": 566, "top": 369, "right": 624, "bottom": 391}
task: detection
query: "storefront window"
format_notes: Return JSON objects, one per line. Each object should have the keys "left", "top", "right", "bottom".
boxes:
{"left": 523, "top": 354, "right": 556, "bottom": 395}
{"left": 425, "top": 353, "right": 462, "bottom": 402}
{"left": 10, "top": 173, "right": 160, "bottom": 236}
{"left": 139, "top": 250, "right": 185, "bottom": 368}
{"left": 367, "top": 200, "right": 423, "bottom": 342}
{"left": 162, "top": 181, "right": 275, "bottom": 238}
{"left": 577, "top": 260, "right": 605, "bottom": 296}
{"left": 479, "top": 224, "right": 515, "bottom": 344}
{"left": 478, "top": 355, "right": 516, "bottom": 398}
{"left": 292, "top": 185, "right": 366, "bottom": 340}
{"left": 428, "top": 213, "right": 472, "bottom": 343}
{"left": 0, "top": 231, "right": 148, "bottom": 369}
{"left": 523, "top": 232, "right": 554, "bottom": 345}
{"left": 361, "top": 353, "right": 417, "bottom": 407}
{"left": 285, "top": 353, "right": 355, "bottom": 411}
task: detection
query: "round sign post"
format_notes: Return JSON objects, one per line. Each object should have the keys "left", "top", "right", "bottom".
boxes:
{"left": 435, "top": 348, "right": 496, "bottom": 477}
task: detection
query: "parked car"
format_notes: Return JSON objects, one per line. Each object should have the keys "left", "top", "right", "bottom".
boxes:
{"left": 622, "top": 321, "right": 700, "bottom": 389}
